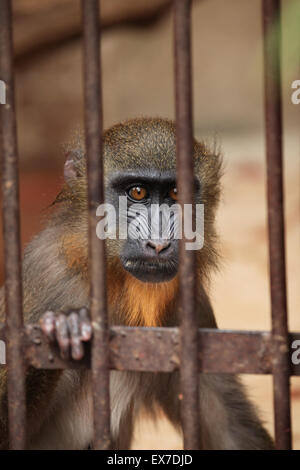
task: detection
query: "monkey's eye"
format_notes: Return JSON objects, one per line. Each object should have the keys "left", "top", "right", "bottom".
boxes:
{"left": 128, "top": 186, "right": 148, "bottom": 201}
{"left": 169, "top": 187, "right": 178, "bottom": 201}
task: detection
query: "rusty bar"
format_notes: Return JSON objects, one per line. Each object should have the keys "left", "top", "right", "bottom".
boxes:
{"left": 262, "top": 0, "right": 292, "bottom": 450}
{"left": 174, "top": 0, "right": 200, "bottom": 450}
{"left": 0, "top": 0, "right": 26, "bottom": 449}
{"left": 81, "top": 0, "right": 111, "bottom": 450}
{"left": 1, "top": 323, "right": 300, "bottom": 375}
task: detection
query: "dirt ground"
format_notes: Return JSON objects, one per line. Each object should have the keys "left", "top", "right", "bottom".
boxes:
{"left": 0, "top": 0, "right": 299, "bottom": 449}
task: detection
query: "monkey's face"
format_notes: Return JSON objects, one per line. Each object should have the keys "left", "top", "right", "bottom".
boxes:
{"left": 106, "top": 169, "right": 181, "bottom": 283}
{"left": 62, "top": 118, "right": 221, "bottom": 285}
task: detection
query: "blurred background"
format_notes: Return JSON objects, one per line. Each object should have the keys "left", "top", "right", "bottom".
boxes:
{"left": 0, "top": 0, "right": 299, "bottom": 449}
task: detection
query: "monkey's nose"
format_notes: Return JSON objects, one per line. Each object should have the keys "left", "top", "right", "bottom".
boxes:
{"left": 146, "top": 240, "right": 171, "bottom": 254}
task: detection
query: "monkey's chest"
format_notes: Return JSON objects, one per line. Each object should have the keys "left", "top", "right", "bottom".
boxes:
{"left": 30, "top": 369, "right": 139, "bottom": 449}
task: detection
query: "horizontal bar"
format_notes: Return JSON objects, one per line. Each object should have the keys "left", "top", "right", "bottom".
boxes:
{"left": 0, "top": 324, "right": 299, "bottom": 375}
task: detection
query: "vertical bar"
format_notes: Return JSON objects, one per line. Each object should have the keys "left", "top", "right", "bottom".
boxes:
{"left": 174, "top": 0, "right": 200, "bottom": 450}
{"left": 0, "top": 0, "right": 26, "bottom": 449}
{"left": 262, "top": 0, "right": 292, "bottom": 450}
{"left": 81, "top": 0, "right": 111, "bottom": 450}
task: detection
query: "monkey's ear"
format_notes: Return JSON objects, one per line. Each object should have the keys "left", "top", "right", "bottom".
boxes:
{"left": 64, "top": 151, "right": 79, "bottom": 185}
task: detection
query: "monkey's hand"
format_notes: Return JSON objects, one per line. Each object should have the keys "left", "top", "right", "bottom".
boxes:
{"left": 40, "top": 308, "right": 92, "bottom": 361}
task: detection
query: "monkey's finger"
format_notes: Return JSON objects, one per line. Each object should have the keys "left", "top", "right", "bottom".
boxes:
{"left": 40, "top": 311, "right": 56, "bottom": 342}
{"left": 79, "top": 307, "right": 92, "bottom": 341}
{"left": 55, "top": 314, "right": 70, "bottom": 359}
{"left": 67, "top": 313, "right": 84, "bottom": 361}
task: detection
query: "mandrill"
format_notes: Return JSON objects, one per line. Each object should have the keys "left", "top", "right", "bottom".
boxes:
{"left": 0, "top": 118, "right": 274, "bottom": 449}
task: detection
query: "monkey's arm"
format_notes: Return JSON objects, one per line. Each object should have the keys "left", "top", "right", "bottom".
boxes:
{"left": 152, "top": 291, "right": 274, "bottom": 450}
{"left": 155, "top": 361, "right": 274, "bottom": 450}
{"left": 196, "top": 292, "right": 274, "bottom": 449}
{"left": 197, "top": 373, "right": 274, "bottom": 449}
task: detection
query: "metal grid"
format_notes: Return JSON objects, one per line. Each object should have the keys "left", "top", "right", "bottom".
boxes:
{"left": 0, "top": 0, "right": 297, "bottom": 450}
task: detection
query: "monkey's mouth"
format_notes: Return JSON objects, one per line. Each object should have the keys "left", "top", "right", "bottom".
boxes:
{"left": 121, "top": 256, "right": 178, "bottom": 283}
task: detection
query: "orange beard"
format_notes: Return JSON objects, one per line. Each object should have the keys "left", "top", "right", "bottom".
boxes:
{"left": 107, "top": 259, "right": 178, "bottom": 327}
{"left": 62, "top": 234, "right": 178, "bottom": 327}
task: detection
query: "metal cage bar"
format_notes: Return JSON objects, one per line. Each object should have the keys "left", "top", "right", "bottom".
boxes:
{"left": 0, "top": 0, "right": 296, "bottom": 451}
{"left": 0, "top": 0, "right": 26, "bottom": 450}
{"left": 1, "top": 324, "right": 295, "bottom": 376}
{"left": 262, "top": 0, "right": 292, "bottom": 450}
{"left": 81, "top": 0, "right": 111, "bottom": 450}
{"left": 174, "top": 0, "right": 200, "bottom": 450}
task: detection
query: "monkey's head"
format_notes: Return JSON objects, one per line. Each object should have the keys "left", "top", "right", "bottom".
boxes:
{"left": 58, "top": 118, "right": 222, "bottom": 288}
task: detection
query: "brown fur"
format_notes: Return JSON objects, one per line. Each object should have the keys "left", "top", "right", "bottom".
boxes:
{"left": 0, "top": 118, "right": 274, "bottom": 450}
{"left": 61, "top": 233, "right": 88, "bottom": 278}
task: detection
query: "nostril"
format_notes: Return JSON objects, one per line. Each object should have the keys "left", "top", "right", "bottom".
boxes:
{"left": 147, "top": 240, "right": 171, "bottom": 254}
